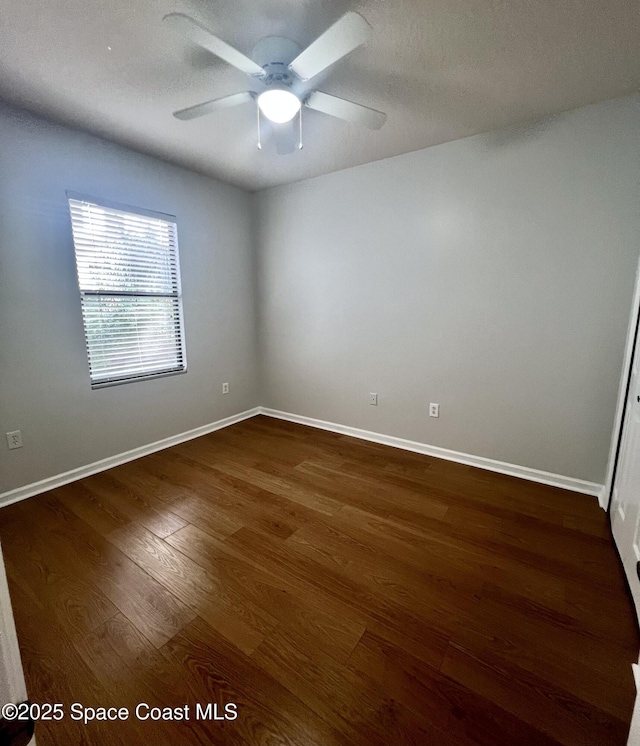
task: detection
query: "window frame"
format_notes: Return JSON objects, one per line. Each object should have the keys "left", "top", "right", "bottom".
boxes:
{"left": 67, "top": 192, "right": 187, "bottom": 389}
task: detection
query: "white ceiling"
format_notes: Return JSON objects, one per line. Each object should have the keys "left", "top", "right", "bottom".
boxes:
{"left": 0, "top": 0, "right": 638, "bottom": 192}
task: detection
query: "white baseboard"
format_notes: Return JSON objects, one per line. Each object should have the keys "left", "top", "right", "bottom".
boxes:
{"left": 598, "top": 486, "right": 610, "bottom": 511}
{"left": 258, "top": 407, "right": 603, "bottom": 498}
{"left": 0, "top": 404, "right": 604, "bottom": 509}
{"left": 0, "top": 407, "right": 260, "bottom": 509}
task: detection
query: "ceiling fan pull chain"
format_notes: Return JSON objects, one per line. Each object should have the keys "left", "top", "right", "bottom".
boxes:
{"left": 257, "top": 105, "right": 262, "bottom": 150}
{"left": 298, "top": 106, "right": 303, "bottom": 150}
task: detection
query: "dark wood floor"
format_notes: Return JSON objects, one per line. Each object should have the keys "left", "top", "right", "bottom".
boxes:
{"left": 0, "top": 415, "right": 638, "bottom": 745}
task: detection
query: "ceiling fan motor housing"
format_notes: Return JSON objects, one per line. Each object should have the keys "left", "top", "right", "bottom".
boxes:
{"left": 251, "top": 36, "right": 301, "bottom": 89}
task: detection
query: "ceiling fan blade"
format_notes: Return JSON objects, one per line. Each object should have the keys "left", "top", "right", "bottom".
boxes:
{"left": 305, "top": 90, "right": 386, "bottom": 130}
{"left": 288, "top": 11, "right": 371, "bottom": 82}
{"left": 164, "top": 13, "right": 264, "bottom": 77}
{"left": 173, "top": 91, "right": 255, "bottom": 121}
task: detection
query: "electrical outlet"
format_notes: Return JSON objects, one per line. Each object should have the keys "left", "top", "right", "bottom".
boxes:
{"left": 429, "top": 403, "right": 439, "bottom": 418}
{"left": 6, "top": 430, "right": 23, "bottom": 449}
{"left": 222, "top": 382, "right": 229, "bottom": 395}
{"left": 369, "top": 392, "right": 378, "bottom": 406}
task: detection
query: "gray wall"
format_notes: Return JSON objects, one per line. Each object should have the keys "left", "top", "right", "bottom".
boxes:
{"left": 0, "top": 103, "right": 259, "bottom": 496}
{"left": 1, "top": 95, "right": 638, "bottom": 495}
{"left": 257, "top": 95, "right": 640, "bottom": 484}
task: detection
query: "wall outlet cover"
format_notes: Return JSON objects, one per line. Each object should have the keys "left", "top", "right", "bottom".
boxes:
{"left": 6, "top": 431, "right": 23, "bottom": 449}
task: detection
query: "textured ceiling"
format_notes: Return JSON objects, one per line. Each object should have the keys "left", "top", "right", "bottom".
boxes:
{"left": 0, "top": 0, "right": 638, "bottom": 191}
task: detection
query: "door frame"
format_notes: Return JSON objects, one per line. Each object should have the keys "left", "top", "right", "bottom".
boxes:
{"left": 0, "top": 543, "right": 35, "bottom": 745}
{"left": 603, "top": 255, "right": 640, "bottom": 512}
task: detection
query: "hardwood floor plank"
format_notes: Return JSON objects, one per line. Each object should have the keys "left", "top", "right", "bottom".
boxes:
{"left": 75, "top": 613, "right": 215, "bottom": 745}
{"left": 2, "top": 539, "right": 118, "bottom": 638}
{"left": 71, "top": 622, "right": 164, "bottom": 744}
{"left": 326, "top": 495, "right": 592, "bottom": 614}
{"left": 296, "top": 506, "right": 484, "bottom": 597}
{"left": 5, "top": 492, "right": 197, "bottom": 648}
{"left": 442, "top": 502, "right": 624, "bottom": 586}
{"left": 213, "top": 459, "right": 345, "bottom": 515}
{"left": 56, "top": 479, "right": 132, "bottom": 535}
{"left": 163, "top": 615, "right": 350, "bottom": 746}
{"left": 285, "top": 519, "right": 480, "bottom": 638}
{"left": 141, "top": 449, "right": 317, "bottom": 536}
{"left": 108, "top": 522, "right": 278, "bottom": 654}
{"left": 226, "top": 525, "right": 452, "bottom": 670}
{"left": 81, "top": 472, "right": 189, "bottom": 538}
{"left": 0, "top": 416, "right": 636, "bottom": 746}
{"left": 440, "top": 642, "right": 630, "bottom": 746}
{"left": 161, "top": 491, "right": 247, "bottom": 541}
{"left": 450, "top": 591, "right": 635, "bottom": 721}
{"left": 3, "top": 577, "right": 132, "bottom": 746}
{"left": 377, "top": 455, "right": 600, "bottom": 523}
{"left": 330, "top": 502, "right": 568, "bottom": 603}
{"left": 480, "top": 580, "right": 638, "bottom": 654}
{"left": 252, "top": 624, "right": 460, "bottom": 746}
{"left": 186, "top": 424, "right": 319, "bottom": 467}
{"left": 564, "top": 577, "right": 639, "bottom": 645}
{"left": 163, "top": 446, "right": 319, "bottom": 537}
{"left": 166, "top": 523, "right": 367, "bottom": 664}
{"left": 294, "top": 457, "right": 451, "bottom": 522}
{"left": 108, "top": 460, "right": 200, "bottom": 504}
{"left": 347, "top": 630, "right": 561, "bottom": 746}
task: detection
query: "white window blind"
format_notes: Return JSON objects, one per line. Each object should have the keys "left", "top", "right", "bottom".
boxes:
{"left": 68, "top": 196, "right": 186, "bottom": 388}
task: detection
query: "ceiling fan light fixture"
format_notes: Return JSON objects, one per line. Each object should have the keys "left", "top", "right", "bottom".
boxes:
{"left": 257, "top": 88, "right": 301, "bottom": 123}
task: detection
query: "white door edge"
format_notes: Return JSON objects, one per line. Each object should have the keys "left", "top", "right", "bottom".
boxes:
{"left": 604, "top": 255, "right": 640, "bottom": 511}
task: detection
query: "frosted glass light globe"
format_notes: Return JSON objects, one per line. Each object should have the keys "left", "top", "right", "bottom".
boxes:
{"left": 257, "top": 89, "right": 301, "bottom": 124}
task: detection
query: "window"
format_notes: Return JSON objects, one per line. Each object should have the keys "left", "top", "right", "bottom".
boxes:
{"left": 68, "top": 195, "right": 186, "bottom": 388}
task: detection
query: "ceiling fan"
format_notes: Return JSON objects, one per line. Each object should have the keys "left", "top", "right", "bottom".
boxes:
{"left": 164, "top": 11, "right": 387, "bottom": 152}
